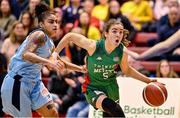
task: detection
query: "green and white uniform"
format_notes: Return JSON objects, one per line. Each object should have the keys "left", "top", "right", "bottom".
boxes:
{"left": 82, "top": 39, "right": 124, "bottom": 108}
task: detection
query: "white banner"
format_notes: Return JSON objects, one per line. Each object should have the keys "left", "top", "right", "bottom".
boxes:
{"left": 89, "top": 77, "right": 180, "bottom": 118}
{"left": 118, "top": 77, "right": 180, "bottom": 118}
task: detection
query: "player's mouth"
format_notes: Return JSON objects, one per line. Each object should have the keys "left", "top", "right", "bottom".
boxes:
{"left": 53, "top": 27, "right": 57, "bottom": 31}
{"left": 115, "top": 39, "right": 119, "bottom": 43}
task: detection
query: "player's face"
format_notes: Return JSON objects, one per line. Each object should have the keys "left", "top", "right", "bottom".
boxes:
{"left": 41, "top": 14, "right": 58, "bottom": 37}
{"left": 105, "top": 24, "right": 124, "bottom": 47}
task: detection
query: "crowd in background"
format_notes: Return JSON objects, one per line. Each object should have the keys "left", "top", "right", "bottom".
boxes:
{"left": 0, "top": 0, "right": 179, "bottom": 117}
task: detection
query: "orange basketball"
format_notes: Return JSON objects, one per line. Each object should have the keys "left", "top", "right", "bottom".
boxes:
{"left": 142, "top": 82, "right": 168, "bottom": 107}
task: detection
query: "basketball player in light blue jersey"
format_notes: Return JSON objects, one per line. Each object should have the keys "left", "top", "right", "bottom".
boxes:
{"left": 1, "top": 3, "right": 85, "bottom": 117}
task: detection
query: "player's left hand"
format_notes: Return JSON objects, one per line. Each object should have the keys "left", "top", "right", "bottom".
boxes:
{"left": 81, "top": 65, "right": 88, "bottom": 73}
{"left": 48, "top": 56, "right": 65, "bottom": 71}
{"left": 51, "top": 51, "right": 59, "bottom": 59}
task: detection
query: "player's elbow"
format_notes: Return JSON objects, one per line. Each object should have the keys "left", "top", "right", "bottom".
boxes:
{"left": 161, "top": 44, "right": 170, "bottom": 53}
{"left": 121, "top": 67, "right": 129, "bottom": 75}
{"left": 22, "top": 51, "right": 29, "bottom": 60}
{"left": 64, "top": 32, "right": 76, "bottom": 42}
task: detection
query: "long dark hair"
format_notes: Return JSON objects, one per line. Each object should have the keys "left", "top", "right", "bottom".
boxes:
{"left": 156, "top": 59, "right": 179, "bottom": 78}
{"left": 0, "top": 0, "right": 12, "bottom": 18}
{"left": 19, "top": 10, "right": 34, "bottom": 29}
{"left": 78, "top": 11, "right": 90, "bottom": 37}
{"left": 103, "top": 19, "right": 130, "bottom": 47}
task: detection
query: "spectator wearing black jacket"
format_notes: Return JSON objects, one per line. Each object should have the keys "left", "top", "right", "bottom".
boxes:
{"left": 157, "top": 6, "right": 180, "bottom": 42}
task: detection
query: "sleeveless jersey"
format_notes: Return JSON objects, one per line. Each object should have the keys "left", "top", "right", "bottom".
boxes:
{"left": 8, "top": 29, "right": 54, "bottom": 80}
{"left": 86, "top": 39, "right": 124, "bottom": 87}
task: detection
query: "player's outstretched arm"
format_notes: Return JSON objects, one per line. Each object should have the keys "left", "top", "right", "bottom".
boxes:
{"left": 53, "top": 32, "right": 96, "bottom": 58}
{"left": 127, "top": 30, "right": 180, "bottom": 60}
{"left": 120, "top": 48, "right": 156, "bottom": 84}
{"left": 57, "top": 56, "right": 87, "bottom": 73}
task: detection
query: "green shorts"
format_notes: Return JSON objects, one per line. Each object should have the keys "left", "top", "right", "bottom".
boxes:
{"left": 84, "top": 82, "right": 119, "bottom": 108}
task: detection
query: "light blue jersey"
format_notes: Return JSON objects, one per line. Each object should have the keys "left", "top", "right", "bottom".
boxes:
{"left": 1, "top": 29, "right": 54, "bottom": 117}
{"left": 9, "top": 29, "right": 54, "bottom": 80}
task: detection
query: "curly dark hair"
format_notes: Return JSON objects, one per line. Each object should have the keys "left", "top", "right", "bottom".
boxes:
{"left": 35, "top": 2, "right": 55, "bottom": 23}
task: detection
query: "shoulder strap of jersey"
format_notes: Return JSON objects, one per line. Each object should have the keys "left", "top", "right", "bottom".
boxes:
{"left": 95, "top": 39, "right": 104, "bottom": 54}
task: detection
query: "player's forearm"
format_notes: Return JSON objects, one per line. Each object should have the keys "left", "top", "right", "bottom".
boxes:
{"left": 126, "top": 66, "right": 151, "bottom": 84}
{"left": 54, "top": 33, "right": 72, "bottom": 54}
{"left": 57, "top": 55, "right": 84, "bottom": 72}
{"left": 63, "top": 60, "right": 83, "bottom": 72}
{"left": 22, "top": 52, "right": 50, "bottom": 65}
{"left": 140, "top": 30, "right": 180, "bottom": 60}
{"left": 139, "top": 42, "right": 168, "bottom": 60}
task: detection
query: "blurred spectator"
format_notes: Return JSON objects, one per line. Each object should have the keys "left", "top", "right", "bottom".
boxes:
{"left": 0, "top": 53, "right": 7, "bottom": 117}
{"left": 62, "top": 0, "right": 83, "bottom": 33}
{"left": 153, "top": 0, "right": 169, "bottom": 20}
{"left": 48, "top": 56, "right": 76, "bottom": 113}
{"left": 0, "top": 0, "right": 17, "bottom": 38}
{"left": 91, "top": 0, "right": 109, "bottom": 22}
{"left": 118, "top": 0, "right": 131, "bottom": 5}
{"left": 19, "top": 10, "right": 35, "bottom": 36}
{"left": 65, "top": 27, "right": 87, "bottom": 66}
{"left": 10, "top": 0, "right": 29, "bottom": 19}
{"left": 48, "top": 0, "right": 70, "bottom": 8}
{"left": 147, "top": 6, "right": 180, "bottom": 59}
{"left": 121, "top": 0, "right": 153, "bottom": 31}
{"left": 0, "top": 28, "right": 4, "bottom": 49}
{"left": 83, "top": 0, "right": 94, "bottom": 15}
{"left": 49, "top": 56, "right": 83, "bottom": 114}
{"left": 48, "top": 57, "right": 72, "bottom": 96}
{"left": 166, "top": 0, "right": 179, "bottom": 8}
{"left": 83, "top": 0, "right": 100, "bottom": 29}
{"left": 26, "top": 0, "right": 41, "bottom": 26}
{"left": 27, "top": 0, "right": 41, "bottom": 17}
{"left": 107, "top": 0, "right": 136, "bottom": 41}
{"left": 1, "top": 21, "right": 26, "bottom": 64}
{"left": 140, "top": 0, "right": 179, "bottom": 32}
{"left": 156, "top": 59, "right": 179, "bottom": 78}
{"left": 66, "top": 76, "right": 89, "bottom": 118}
{"left": 157, "top": 6, "right": 180, "bottom": 42}
{"left": 74, "top": 11, "right": 101, "bottom": 40}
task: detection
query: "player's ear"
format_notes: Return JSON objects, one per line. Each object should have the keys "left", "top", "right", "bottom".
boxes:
{"left": 104, "top": 32, "right": 108, "bottom": 39}
{"left": 39, "top": 22, "right": 43, "bottom": 28}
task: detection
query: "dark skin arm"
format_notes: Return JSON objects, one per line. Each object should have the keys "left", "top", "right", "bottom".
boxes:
{"left": 22, "top": 31, "right": 48, "bottom": 64}
{"left": 22, "top": 31, "right": 63, "bottom": 71}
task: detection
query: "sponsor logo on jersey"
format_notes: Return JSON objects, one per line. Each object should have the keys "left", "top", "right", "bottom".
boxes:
{"left": 113, "top": 56, "right": 119, "bottom": 62}
{"left": 96, "top": 56, "right": 102, "bottom": 61}
{"left": 92, "top": 97, "right": 96, "bottom": 102}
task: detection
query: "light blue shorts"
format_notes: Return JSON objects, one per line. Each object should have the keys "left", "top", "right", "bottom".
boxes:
{"left": 1, "top": 73, "right": 52, "bottom": 117}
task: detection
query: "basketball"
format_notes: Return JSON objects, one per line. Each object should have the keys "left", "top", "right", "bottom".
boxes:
{"left": 142, "top": 82, "right": 168, "bottom": 107}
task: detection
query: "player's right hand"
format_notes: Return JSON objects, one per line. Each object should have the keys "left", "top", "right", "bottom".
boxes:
{"left": 47, "top": 57, "right": 65, "bottom": 73}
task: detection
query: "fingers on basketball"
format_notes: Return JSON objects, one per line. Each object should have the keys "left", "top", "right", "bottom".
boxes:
{"left": 143, "top": 82, "right": 168, "bottom": 107}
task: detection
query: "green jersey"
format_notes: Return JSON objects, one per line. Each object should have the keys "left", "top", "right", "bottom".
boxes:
{"left": 87, "top": 39, "right": 124, "bottom": 87}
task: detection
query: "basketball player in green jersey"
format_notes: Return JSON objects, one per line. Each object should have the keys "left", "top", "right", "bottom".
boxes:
{"left": 52, "top": 19, "right": 156, "bottom": 117}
